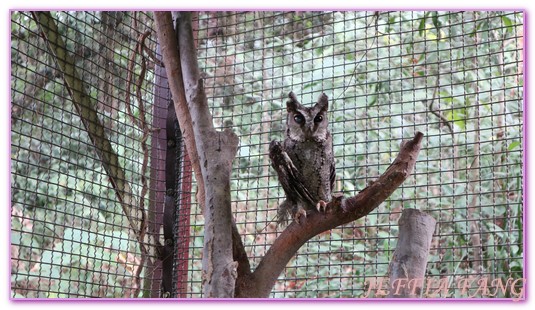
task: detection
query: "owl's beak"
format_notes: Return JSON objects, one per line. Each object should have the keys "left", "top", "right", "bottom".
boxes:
{"left": 304, "top": 122, "right": 314, "bottom": 137}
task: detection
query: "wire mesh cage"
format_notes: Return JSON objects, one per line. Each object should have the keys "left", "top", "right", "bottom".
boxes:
{"left": 11, "top": 11, "right": 164, "bottom": 298}
{"left": 10, "top": 11, "right": 524, "bottom": 299}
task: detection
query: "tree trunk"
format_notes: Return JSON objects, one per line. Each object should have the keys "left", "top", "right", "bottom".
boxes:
{"left": 388, "top": 208, "right": 436, "bottom": 298}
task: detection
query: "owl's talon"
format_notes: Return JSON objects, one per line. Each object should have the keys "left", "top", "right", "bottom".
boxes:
{"left": 316, "top": 200, "right": 328, "bottom": 213}
{"left": 294, "top": 207, "right": 307, "bottom": 224}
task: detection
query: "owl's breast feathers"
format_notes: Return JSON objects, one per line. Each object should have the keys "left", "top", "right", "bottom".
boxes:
{"left": 284, "top": 135, "right": 334, "bottom": 205}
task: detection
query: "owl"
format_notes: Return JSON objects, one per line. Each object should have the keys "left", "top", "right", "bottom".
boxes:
{"left": 269, "top": 91, "right": 336, "bottom": 224}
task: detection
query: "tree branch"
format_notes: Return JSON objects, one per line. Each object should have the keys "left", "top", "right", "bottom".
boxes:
{"left": 32, "top": 11, "right": 140, "bottom": 236}
{"left": 153, "top": 12, "right": 206, "bottom": 210}
{"left": 236, "top": 132, "right": 424, "bottom": 297}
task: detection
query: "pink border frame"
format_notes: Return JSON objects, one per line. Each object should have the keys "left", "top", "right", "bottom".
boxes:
{"left": 7, "top": 8, "right": 527, "bottom": 302}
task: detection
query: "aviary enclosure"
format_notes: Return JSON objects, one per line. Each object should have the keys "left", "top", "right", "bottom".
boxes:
{"left": 10, "top": 11, "right": 524, "bottom": 299}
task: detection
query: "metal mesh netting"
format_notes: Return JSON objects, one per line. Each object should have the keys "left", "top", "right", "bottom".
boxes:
{"left": 196, "top": 11, "right": 524, "bottom": 298}
{"left": 10, "top": 11, "right": 164, "bottom": 297}
{"left": 11, "top": 11, "right": 524, "bottom": 298}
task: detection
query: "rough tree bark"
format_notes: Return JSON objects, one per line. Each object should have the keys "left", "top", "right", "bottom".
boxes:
{"left": 154, "top": 10, "right": 424, "bottom": 298}
{"left": 388, "top": 208, "right": 436, "bottom": 298}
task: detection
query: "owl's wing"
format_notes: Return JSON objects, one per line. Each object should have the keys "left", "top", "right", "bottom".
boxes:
{"left": 329, "top": 161, "right": 336, "bottom": 192}
{"left": 269, "top": 140, "right": 316, "bottom": 206}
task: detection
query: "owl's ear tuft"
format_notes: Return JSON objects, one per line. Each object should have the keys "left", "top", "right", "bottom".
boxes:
{"left": 286, "top": 91, "right": 300, "bottom": 112}
{"left": 315, "top": 93, "right": 329, "bottom": 112}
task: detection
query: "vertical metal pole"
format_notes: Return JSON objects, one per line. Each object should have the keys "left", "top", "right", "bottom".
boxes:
{"left": 175, "top": 138, "right": 193, "bottom": 297}
{"left": 171, "top": 12, "right": 197, "bottom": 298}
{"left": 146, "top": 44, "right": 171, "bottom": 297}
{"left": 148, "top": 41, "right": 193, "bottom": 297}
{"left": 147, "top": 12, "right": 198, "bottom": 298}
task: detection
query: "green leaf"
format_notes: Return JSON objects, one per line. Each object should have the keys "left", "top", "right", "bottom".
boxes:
{"left": 418, "top": 12, "right": 430, "bottom": 36}
{"left": 368, "top": 95, "right": 377, "bottom": 107}
{"left": 377, "top": 231, "right": 390, "bottom": 239}
{"left": 102, "top": 230, "right": 132, "bottom": 251}
{"left": 445, "top": 108, "right": 467, "bottom": 130}
{"left": 501, "top": 16, "right": 513, "bottom": 33}
{"left": 508, "top": 141, "right": 521, "bottom": 151}
{"left": 343, "top": 180, "right": 355, "bottom": 192}
{"left": 63, "top": 228, "right": 77, "bottom": 241}
{"left": 303, "top": 81, "right": 320, "bottom": 90}
{"left": 511, "top": 245, "right": 520, "bottom": 256}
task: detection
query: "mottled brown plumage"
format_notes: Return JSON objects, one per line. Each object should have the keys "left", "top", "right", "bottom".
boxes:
{"left": 269, "top": 91, "right": 335, "bottom": 224}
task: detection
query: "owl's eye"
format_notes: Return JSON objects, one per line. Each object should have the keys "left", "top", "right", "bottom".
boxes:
{"left": 294, "top": 114, "right": 305, "bottom": 124}
{"left": 314, "top": 115, "right": 323, "bottom": 123}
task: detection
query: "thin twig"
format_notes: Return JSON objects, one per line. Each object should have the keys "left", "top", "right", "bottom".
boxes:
{"left": 125, "top": 29, "right": 155, "bottom": 298}
{"left": 426, "top": 86, "right": 454, "bottom": 136}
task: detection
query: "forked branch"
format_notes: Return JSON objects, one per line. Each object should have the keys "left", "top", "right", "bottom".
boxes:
{"left": 236, "top": 132, "right": 424, "bottom": 297}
